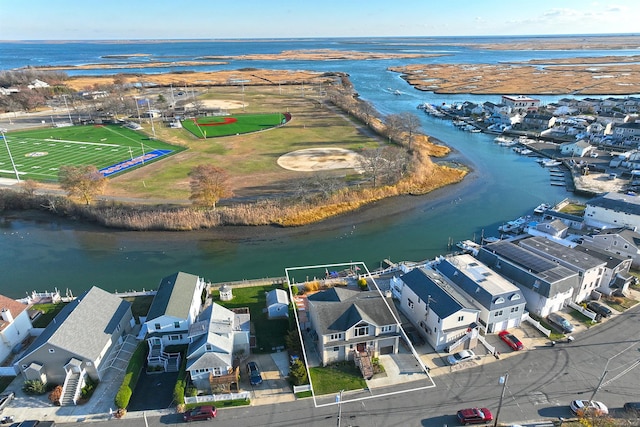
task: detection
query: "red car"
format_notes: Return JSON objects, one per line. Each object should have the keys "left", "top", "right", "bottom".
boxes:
{"left": 499, "top": 330, "right": 524, "bottom": 351}
{"left": 456, "top": 407, "right": 493, "bottom": 425}
{"left": 183, "top": 405, "right": 217, "bottom": 422}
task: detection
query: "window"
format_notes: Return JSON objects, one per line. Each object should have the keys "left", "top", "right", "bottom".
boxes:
{"left": 333, "top": 347, "right": 339, "bottom": 351}
{"left": 355, "top": 326, "right": 369, "bottom": 337}
{"left": 213, "top": 367, "right": 222, "bottom": 376}
{"left": 330, "top": 333, "right": 343, "bottom": 340}
{"left": 457, "top": 315, "right": 464, "bottom": 322}
{"left": 381, "top": 325, "right": 394, "bottom": 333}
{"left": 48, "top": 348, "right": 55, "bottom": 353}
{"left": 494, "top": 297, "right": 505, "bottom": 304}
{"left": 494, "top": 310, "right": 503, "bottom": 316}
{"left": 407, "top": 298, "right": 414, "bottom": 310}
{"left": 154, "top": 323, "right": 161, "bottom": 330}
{"left": 511, "top": 306, "right": 519, "bottom": 312}
{"left": 174, "top": 322, "right": 180, "bottom": 328}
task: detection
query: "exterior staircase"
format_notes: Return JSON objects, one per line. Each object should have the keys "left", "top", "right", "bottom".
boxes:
{"left": 165, "top": 353, "right": 181, "bottom": 372}
{"left": 60, "top": 372, "right": 80, "bottom": 406}
{"left": 354, "top": 350, "right": 374, "bottom": 380}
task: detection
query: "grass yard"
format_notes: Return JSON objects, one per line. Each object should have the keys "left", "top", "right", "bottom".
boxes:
{"left": 31, "top": 302, "right": 69, "bottom": 328}
{"left": 181, "top": 113, "right": 287, "bottom": 138}
{"left": 1, "top": 124, "right": 182, "bottom": 182}
{"left": 211, "top": 283, "right": 290, "bottom": 352}
{"left": 309, "top": 362, "right": 367, "bottom": 395}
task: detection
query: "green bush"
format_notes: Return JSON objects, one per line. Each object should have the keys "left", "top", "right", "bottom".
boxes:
{"left": 291, "top": 285, "right": 299, "bottom": 296}
{"left": 289, "top": 359, "right": 308, "bottom": 386}
{"left": 173, "top": 352, "right": 188, "bottom": 405}
{"left": 113, "top": 342, "right": 147, "bottom": 409}
{"left": 22, "top": 379, "right": 46, "bottom": 395}
{"left": 81, "top": 377, "right": 98, "bottom": 400}
{"left": 185, "top": 385, "right": 197, "bottom": 397}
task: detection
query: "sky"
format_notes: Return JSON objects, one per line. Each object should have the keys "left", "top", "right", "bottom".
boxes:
{"left": 1, "top": 0, "right": 638, "bottom": 40}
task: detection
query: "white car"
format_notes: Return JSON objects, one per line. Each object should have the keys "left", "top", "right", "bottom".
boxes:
{"left": 570, "top": 399, "right": 609, "bottom": 415}
{"left": 447, "top": 349, "right": 476, "bottom": 365}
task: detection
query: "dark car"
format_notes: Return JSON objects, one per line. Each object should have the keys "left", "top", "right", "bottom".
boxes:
{"left": 246, "top": 361, "right": 263, "bottom": 386}
{"left": 183, "top": 405, "right": 217, "bottom": 422}
{"left": 456, "top": 407, "right": 493, "bottom": 425}
{"left": 624, "top": 402, "right": 640, "bottom": 415}
{"left": 547, "top": 312, "right": 574, "bottom": 333}
{"left": 498, "top": 330, "right": 524, "bottom": 351}
{"left": 587, "top": 301, "right": 612, "bottom": 318}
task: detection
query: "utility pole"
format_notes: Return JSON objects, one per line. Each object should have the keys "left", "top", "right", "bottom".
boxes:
{"left": 493, "top": 372, "right": 508, "bottom": 427}
{"left": 336, "top": 389, "right": 344, "bottom": 427}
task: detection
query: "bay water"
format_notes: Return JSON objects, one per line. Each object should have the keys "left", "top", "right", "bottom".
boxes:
{"left": 0, "top": 36, "right": 612, "bottom": 298}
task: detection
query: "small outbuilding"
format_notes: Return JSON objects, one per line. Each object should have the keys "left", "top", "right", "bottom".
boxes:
{"left": 265, "top": 289, "right": 289, "bottom": 319}
{"left": 219, "top": 285, "right": 233, "bottom": 301}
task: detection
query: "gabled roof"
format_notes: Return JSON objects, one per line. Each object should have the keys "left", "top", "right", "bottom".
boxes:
{"left": 597, "top": 227, "right": 640, "bottom": 248}
{"left": 399, "top": 268, "right": 465, "bottom": 319}
{"left": 307, "top": 288, "right": 397, "bottom": 336}
{"left": 0, "top": 295, "right": 29, "bottom": 332}
{"left": 266, "top": 289, "right": 289, "bottom": 307}
{"left": 20, "top": 287, "right": 130, "bottom": 362}
{"left": 587, "top": 192, "right": 640, "bottom": 217}
{"left": 186, "top": 303, "right": 243, "bottom": 371}
{"left": 147, "top": 271, "right": 201, "bottom": 321}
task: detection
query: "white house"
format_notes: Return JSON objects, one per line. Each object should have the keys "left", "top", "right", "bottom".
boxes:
{"left": 560, "top": 140, "right": 593, "bottom": 157}
{"left": 144, "top": 271, "right": 207, "bottom": 371}
{"left": 394, "top": 268, "right": 480, "bottom": 352}
{"left": 434, "top": 255, "right": 527, "bottom": 333}
{"left": 477, "top": 240, "right": 577, "bottom": 317}
{"left": 0, "top": 295, "right": 33, "bottom": 365}
{"left": 186, "top": 303, "right": 250, "bottom": 393}
{"left": 583, "top": 192, "right": 640, "bottom": 231}
{"left": 501, "top": 95, "right": 540, "bottom": 114}
{"left": 265, "top": 289, "right": 289, "bottom": 319}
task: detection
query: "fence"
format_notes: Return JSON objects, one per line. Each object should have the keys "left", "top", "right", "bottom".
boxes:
{"left": 293, "top": 384, "right": 311, "bottom": 394}
{"left": 567, "top": 301, "right": 598, "bottom": 321}
{"left": 184, "top": 392, "right": 250, "bottom": 405}
{"left": 522, "top": 313, "right": 552, "bottom": 337}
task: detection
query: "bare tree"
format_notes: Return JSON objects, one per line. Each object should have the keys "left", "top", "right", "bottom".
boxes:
{"left": 20, "top": 179, "right": 39, "bottom": 197}
{"left": 356, "top": 100, "right": 377, "bottom": 126}
{"left": 397, "top": 112, "right": 422, "bottom": 150}
{"left": 58, "top": 165, "right": 108, "bottom": 205}
{"left": 358, "top": 146, "right": 411, "bottom": 187}
{"left": 383, "top": 114, "right": 403, "bottom": 142}
{"left": 189, "top": 164, "right": 233, "bottom": 208}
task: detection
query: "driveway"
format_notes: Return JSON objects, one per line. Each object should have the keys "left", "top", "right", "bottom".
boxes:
{"left": 128, "top": 371, "right": 178, "bottom": 411}
{"left": 244, "top": 353, "right": 294, "bottom": 405}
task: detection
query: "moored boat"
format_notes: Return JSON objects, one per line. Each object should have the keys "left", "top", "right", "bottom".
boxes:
{"left": 534, "top": 203, "right": 551, "bottom": 215}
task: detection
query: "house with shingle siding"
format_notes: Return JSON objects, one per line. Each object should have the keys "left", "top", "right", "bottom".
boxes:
{"left": 144, "top": 271, "right": 207, "bottom": 370}
{"left": 306, "top": 288, "right": 401, "bottom": 367}
{"left": 16, "top": 287, "right": 133, "bottom": 400}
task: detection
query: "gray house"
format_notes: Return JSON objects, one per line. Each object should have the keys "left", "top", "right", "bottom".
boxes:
{"left": 477, "top": 240, "right": 578, "bottom": 317}
{"left": 17, "top": 287, "right": 133, "bottom": 405}
{"left": 306, "top": 288, "right": 401, "bottom": 369}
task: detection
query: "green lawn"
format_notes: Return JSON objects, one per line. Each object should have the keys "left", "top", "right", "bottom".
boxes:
{"left": 211, "top": 284, "right": 289, "bottom": 352}
{"left": 309, "top": 362, "right": 367, "bottom": 395}
{"left": 1, "top": 124, "right": 183, "bottom": 181}
{"left": 181, "top": 113, "right": 286, "bottom": 138}
{"left": 31, "top": 302, "right": 68, "bottom": 328}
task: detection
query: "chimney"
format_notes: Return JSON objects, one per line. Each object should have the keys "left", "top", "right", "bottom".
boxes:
{"left": 1, "top": 308, "right": 13, "bottom": 323}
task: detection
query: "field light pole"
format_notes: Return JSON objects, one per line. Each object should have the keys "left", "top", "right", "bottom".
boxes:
{"left": 0, "top": 129, "right": 21, "bottom": 183}
{"left": 61, "top": 94, "right": 73, "bottom": 125}
{"left": 146, "top": 99, "right": 156, "bottom": 139}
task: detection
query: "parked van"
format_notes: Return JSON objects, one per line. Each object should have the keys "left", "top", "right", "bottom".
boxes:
{"left": 547, "top": 312, "right": 574, "bottom": 333}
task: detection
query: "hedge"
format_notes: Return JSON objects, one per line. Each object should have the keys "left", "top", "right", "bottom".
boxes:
{"left": 114, "top": 342, "right": 147, "bottom": 409}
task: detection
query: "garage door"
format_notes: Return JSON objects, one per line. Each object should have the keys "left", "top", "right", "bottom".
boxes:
{"left": 380, "top": 346, "right": 393, "bottom": 355}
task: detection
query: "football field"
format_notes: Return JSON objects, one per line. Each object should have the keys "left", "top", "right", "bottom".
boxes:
{"left": 0, "top": 125, "right": 181, "bottom": 181}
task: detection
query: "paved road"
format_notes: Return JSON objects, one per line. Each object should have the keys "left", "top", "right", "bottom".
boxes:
{"left": 48, "top": 300, "right": 640, "bottom": 427}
